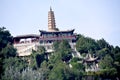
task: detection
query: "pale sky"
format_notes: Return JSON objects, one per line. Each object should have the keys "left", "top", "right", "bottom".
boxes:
{"left": 0, "top": 0, "right": 120, "bottom": 46}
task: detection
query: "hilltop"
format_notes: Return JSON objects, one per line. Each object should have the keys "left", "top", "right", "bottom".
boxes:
{"left": 0, "top": 27, "right": 120, "bottom": 80}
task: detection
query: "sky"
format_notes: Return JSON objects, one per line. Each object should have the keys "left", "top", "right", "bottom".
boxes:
{"left": 0, "top": 0, "right": 120, "bottom": 47}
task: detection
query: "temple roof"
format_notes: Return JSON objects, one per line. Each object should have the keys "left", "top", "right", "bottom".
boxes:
{"left": 13, "top": 34, "right": 39, "bottom": 39}
{"left": 39, "top": 29, "right": 75, "bottom": 34}
{"left": 84, "top": 54, "right": 98, "bottom": 62}
{"left": 84, "top": 57, "right": 98, "bottom": 62}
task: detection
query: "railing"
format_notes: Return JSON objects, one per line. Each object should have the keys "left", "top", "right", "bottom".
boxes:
{"left": 14, "top": 42, "right": 39, "bottom": 47}
{"left": 39, "top": 36, "right": 76, "bottom": 40}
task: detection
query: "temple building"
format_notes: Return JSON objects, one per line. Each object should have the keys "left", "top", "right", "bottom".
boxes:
{"left": 83, "top": 53, "right": 99, "bottom": 72}
{"left": 39, "top": 7, "right": 76, "bottom": 52}
{"left": 13, "top": 34, "right": 39, "bottom": 56}
{"left": 13, "top": 7, "right": 76, "bottom": 56}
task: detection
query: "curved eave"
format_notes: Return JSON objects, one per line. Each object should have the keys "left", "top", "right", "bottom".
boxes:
{"left": 39, "top": 29, "right": 75, "bottom": 34}
{"left": 84, "top": 57, "right": 98, "bottom": 62}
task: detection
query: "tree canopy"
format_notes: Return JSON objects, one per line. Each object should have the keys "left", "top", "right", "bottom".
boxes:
{"left": 76, "top": 35, "right": 99, "bottom": 53}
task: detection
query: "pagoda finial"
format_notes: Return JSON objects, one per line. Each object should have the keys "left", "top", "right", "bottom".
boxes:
{"left": 50, "top": 6, "right": 52, "bottom": 11}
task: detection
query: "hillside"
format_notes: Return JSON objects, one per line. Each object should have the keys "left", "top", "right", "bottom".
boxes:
{"left": 0, "top": 27, "right": 120, "bottom": 80}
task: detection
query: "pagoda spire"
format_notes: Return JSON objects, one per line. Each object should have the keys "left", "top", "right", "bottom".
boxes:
{"left": 48, "top": 7, "right": 58, "bottom": 31}
{"left": 50, "top": 6, "right": 52, "bottom": 11}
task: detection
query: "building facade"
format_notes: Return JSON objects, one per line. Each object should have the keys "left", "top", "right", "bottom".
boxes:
{"left": 13, "top": 34, "right": 39, "bottom": 56}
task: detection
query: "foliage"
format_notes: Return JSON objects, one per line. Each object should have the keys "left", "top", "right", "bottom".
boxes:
{"left": 3, "top": 57, "right": 28, "bottom": 72}
{"left": 52, "top": 40, "right": 72, "bottom": 62}
{"left": 0, "top": 27, "right": 16, "bottom": 78}
{"left": 96, "top": 48, "right": 110, "bottom": 58}
{"left": 76, "top": 36, "right": 99, "bottom": 53}
{"left": 2, "top": 67, "right": 44, "bottom": 80}
{"left": 0, "top": 27, "right": 13, "bottom": 51}
{"left": 99, "top": 55, "right": 113, "bottom": 69}
{"left": 30, "top": 48, "right": 45, "bottom": 69}
{"left": 48, "top": 62, "right": 82, "bottom": 80}
{"left": 97, "top": 38, "right": 110, "bottom": 49}
{"left": 37, "top": 46, "right": 45, "bottom": 54}
{"left": 48, "top": 62, "right": 66, "bottom": 80}
{"left": 71, "top": 62, "right": 85, "bottom": 72}
{"left": 71, "top": 57, "right": 82, "bottom": 63}
{"left": 95, "top": 68, "right": 117, "bottom": 79}
{"left": 53, "top": 41, "right": 60, "bottom": 51}
{"left": 1, "top": 44, "right": 16, "bottom": 58}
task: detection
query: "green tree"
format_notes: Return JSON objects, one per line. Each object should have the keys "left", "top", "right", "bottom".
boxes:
{"left": 76, "top": 36, "right": 98, "bottom": 53}
{"left": 97, "top": 38, "right": 110, "bottom": 49}
{"left": 99, "top": 55, "right": 113, "bottom": 69}
{"left": 3, "top": 57, "right": 28, "bottom": 72}
{"left": 30, "top": 47, "right": 46, "bottom": 69}
{"left": 0, "top": 27, "right": 16, "bottom": 78}
{"left": 37, "top": 46, "right": 45, "bottom": 54}
{"left": 48, "top": 62, "right": 79, "bottom": 80}
{"left": 58, "top": 40, "right": 72, "bottom": 62}
{"left": 113, "top": 46, "right": 120, "bottom": 79}
{"left": 96, "top": 48, "right": 110, "bottom": 58}
{"left": 53, "top": 41, "right": 60, "bottom": 52}
{"left": 0, "top": 27, "right": 13, "bottom": 51}
{"left": 2, "top": 67, "right": 44, "bottom": 80}
{"left": 1, "top": 44, "right": 16, "bottom": 58}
